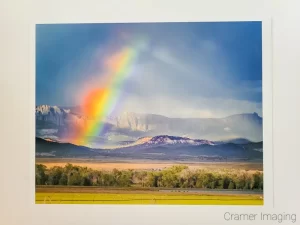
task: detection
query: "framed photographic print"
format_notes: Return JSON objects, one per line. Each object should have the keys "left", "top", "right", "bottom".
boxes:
{"left": 35, "top": 21, "right": 266, "bottom": 205}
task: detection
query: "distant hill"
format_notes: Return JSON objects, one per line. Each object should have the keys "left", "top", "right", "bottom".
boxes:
{"left": 35, "top": 137, "right": 102, "bottom": 157}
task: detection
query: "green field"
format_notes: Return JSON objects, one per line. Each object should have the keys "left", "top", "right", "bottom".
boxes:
{"left": 36, "top": 192, "right": 263, "bottom": 205}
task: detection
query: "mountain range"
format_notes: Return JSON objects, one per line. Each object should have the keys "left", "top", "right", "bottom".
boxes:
{"left": 35, "top": 104, "right": 263, "bottom": 161}
{"left": 35, "top": 105, "right": 263, "bottom": 147}
{"left": 36, "top": 135, "right": 263, "bottom": 161}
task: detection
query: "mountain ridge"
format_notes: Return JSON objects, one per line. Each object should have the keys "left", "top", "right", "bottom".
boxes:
{"left": 36, "top": 136, "right": 263, "bottom": 161}
{"left": 35, "top": 105, "right": 263, "bottom": 143}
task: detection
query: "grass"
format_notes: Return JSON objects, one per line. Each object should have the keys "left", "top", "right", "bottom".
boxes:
{"left": 36, "top": 192, "right": 263, "bottom": 205}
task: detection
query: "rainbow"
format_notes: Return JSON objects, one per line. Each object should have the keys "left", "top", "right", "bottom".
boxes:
{"left": 70, "top": 39, "right": 147, "bottom": 146}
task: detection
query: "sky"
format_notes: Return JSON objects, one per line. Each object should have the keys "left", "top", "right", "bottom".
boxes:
{"left": 36, "top": 22, "right": 262, "bottom": 118}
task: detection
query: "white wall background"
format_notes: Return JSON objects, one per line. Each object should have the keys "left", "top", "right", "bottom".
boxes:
{"left": 0, "top": 0, "right": 300, "bottom": 224}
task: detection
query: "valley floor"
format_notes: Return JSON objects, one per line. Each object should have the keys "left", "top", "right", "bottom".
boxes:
{"left": 36, "top": 158, "right": 263, "bottom": 172}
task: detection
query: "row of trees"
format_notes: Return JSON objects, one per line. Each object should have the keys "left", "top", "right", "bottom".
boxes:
{"left": 36, "top": 164, "right": 263, "bottom": 190}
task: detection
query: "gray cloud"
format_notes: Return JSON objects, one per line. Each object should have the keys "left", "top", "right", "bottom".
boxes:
{"left": 62, "top": 26, "right": 262, "bottom": 119}
{"left": 115, "top": 41, "right": 262, "bottom": 118}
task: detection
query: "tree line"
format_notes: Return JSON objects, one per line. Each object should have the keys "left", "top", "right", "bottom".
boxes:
{"left": 36, "top": 164, "right": 263, "bottom": 190}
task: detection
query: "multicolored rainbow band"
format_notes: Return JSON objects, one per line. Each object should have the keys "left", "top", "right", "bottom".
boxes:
{"left": 71, "top": 38, "right": 148, "bottom": 146}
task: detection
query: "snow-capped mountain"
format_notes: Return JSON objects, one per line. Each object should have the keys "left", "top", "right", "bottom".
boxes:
{"left": 36, "top": 105, "right": 70, "bottom": 115}
{"left": 109, "top": 135, "right": 214, "bottom": 149}
{"left": 36, "top": 105, "right": 69, "bottom": 126}
{"left": 36, "top": 105, "right": 88, "bottom": 127}
{"left": 36, "top": 105, "right": 88, "bottom": 141}
{"left": 144, "top": 135, "right": 215, "bottom": 146}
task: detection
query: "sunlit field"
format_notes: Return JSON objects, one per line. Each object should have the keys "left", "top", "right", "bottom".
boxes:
{"left": 36, "top": 192, "right": 263, "bottom": 205}
{"left": 36, "top": 158, "right": 263, "bottom": 172}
